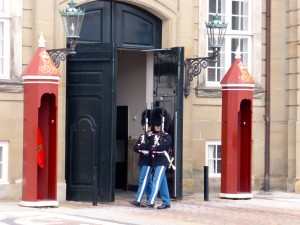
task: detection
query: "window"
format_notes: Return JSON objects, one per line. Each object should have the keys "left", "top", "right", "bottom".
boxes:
{"left": 206, "top": 0, "right": 252, "bottom": 86}
{"left": 206, "top": 141, "right": 221, "bottom": 176}
{"left": 0, "top": 0, "right": 10, "bottom": 79}
{"left": 0, "top": 141, "right": 8, "bottom": 183}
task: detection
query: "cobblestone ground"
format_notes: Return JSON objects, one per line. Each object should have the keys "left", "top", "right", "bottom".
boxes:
{"left": 56, "top": 191, "right": 300, "bottom": 225}
{"left": 1, "top": 191, "right": 300, "bottom": 225}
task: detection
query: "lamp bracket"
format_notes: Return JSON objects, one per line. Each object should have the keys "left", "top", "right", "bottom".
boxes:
{"left": 47, "top": 48, "right": 70, "bottom": 68}
{"left": 47, "top": 38, "right": 77, "bottom": 68}
{"left": 184, "top": 48, "right": 220, "bottom": 97}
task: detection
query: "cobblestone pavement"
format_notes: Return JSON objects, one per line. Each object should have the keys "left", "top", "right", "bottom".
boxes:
{"left": 1, "top": 191, "right": 300, "bottom": 225}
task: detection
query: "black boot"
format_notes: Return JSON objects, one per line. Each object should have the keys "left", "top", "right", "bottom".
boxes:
{"left": 129, "top": 201, "right": 146, "bottom": 207}
{"left": 157, "top": 204, "right": 170, "bottom": 209}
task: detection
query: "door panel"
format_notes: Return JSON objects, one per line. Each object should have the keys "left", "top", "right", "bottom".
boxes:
{"left": 79, "top": 1, "right": 162, "bottom": 49}
{"left": 66, "top": 43, "right": 116, "bottom": 202}
{"left": 152, "top": 47, "right": 184, "bottom": 199}
{"left": 71, "top": 115, "right": 97, "bottom": 186}
{"left": 79, "top": 1, "right": 112, "bottom": 43}
{"left": 115, "top": 2, "right": 162, "bottom": 49}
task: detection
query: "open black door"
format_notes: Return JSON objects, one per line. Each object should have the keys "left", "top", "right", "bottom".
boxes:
{"left": 115, "top": 106, "right": 128, "bottom": 190}
{"left": 65, "top": 43, "right": 116, "bottom": 202}
{"left": 152, "top": 47, "right": 184, "bottom": 200}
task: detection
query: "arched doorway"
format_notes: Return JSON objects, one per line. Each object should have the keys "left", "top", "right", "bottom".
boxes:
{"left": 65, "top": 0, "right": 183, "bottom": 202}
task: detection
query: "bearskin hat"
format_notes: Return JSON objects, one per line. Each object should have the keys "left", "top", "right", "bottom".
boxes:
{"left": 150, "top": 107, "right": 171, "bottom": 131}
{"left": 141, "top": 109, "right": 152, "bottom": 126}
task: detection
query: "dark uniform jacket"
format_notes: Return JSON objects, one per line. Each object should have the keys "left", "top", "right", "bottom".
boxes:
{"left": 133, "top": 132, "right": 152, "bottom": 166}
{"left": 149, "top": 132, "right": 172, "bottom": 167}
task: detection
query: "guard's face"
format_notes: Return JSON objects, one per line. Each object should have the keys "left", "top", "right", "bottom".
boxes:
{"left": 154, "top": 125, "right": 161, "bottom": 132}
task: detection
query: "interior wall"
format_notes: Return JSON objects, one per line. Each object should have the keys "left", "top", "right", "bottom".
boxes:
{"left": 146, "top": 52, "right": 154, "bottom": 109}
{"left": 117, "top": 51, "right": 146, "bottom": 139}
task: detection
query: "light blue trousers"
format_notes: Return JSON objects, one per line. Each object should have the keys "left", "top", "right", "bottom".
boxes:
{"left": 135, "top": 165, "right": 153, "bottom": 202}
{"left": 147, "top": 165, "right": 170, "bottom": 206}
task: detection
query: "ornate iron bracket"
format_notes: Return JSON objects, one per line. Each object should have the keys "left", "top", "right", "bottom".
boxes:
{"left": 184, "top": 48, "right": 220, "bottom": 97}
{"left": 47, "top": 38, "right": 77, "bottom": 68}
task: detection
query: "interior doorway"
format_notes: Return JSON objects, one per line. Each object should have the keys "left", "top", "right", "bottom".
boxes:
{"left": 116, "top": 48, "right": 184, "bottom": 199}
{"left": 116, "top": 106, "right": 128, "bottom": 190}
{"left": 116, "top": 50, "right": 149, "bottom": 192}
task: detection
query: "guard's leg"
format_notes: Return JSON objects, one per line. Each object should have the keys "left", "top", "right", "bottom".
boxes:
{"left": 159, "top": 171, "right": 170, "bottom": 205}
{"left": 147, "top": 166, "right": 166, "bottom": 206}
{"left": 135, "top": 166, "right": 151, "bottom": 203}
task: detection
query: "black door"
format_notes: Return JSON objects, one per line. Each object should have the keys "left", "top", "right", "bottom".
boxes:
{"left": 153, "top": 47, "right": 184, "bottom": 200}
{"left": 65, "top": 43, "right": 116, "bottom": 202}
{"left": 115, "top": 106, "right": 128, "bottom": 190}
{"left": 79, "top": 1, "right": 162, "bottom": 49}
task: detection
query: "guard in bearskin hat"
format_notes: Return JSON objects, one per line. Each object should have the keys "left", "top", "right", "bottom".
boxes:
{"left": 130, "top": 109, "right": 153, "bottom": 207}
{"left": 146, "top": 107, "right": 172, "bottom": 209}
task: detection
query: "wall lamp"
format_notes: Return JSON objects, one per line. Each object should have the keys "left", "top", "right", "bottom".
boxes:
{"left": 47, "top": 0, "right": 85, "bottom": 68}
{"left": 184, "top": 14, "right": 228, "bottom": 97}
